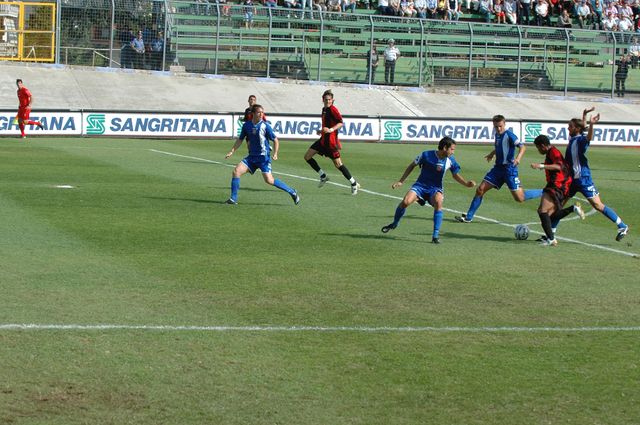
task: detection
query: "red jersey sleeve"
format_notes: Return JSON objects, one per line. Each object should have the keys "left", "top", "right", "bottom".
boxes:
{"left": 329, "top": 105, "right": 343, "bottom": 124}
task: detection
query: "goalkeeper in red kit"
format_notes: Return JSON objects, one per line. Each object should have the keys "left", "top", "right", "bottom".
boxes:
{"left": 16, "top": 79, "right": 43, "bottom": 138}
{"left": 303, "top": 89, "right": 360, "bottom": 195}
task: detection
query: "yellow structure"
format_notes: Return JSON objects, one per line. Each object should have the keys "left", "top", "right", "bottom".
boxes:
{"left": 0, "top": 1, "right": 55, "bottom": 62}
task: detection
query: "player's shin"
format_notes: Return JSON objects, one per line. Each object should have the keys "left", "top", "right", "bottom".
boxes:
{"left": 432, "top": 210, "right": 443, "bottom": 238}
{"left": 392, "top": 206, "right": 406, "bottom": 227}
{"left": 273, "top": 178, "right": 295, "bottom": 195}
{"left": 538, "top": 212, "right": 555, "bottom": 240}
{"left": 466, "top": 196, "right": 483, "bottom": 220}
{"left": 230, "top": 177, "right": 240, "bottom": 201}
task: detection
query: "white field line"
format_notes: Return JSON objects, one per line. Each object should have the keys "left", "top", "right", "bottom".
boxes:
{"left": 149, "top": 149, "right": 638, "bottom": 258}
{"left": 2, "top": 323, "right": 640, "bottom": 332}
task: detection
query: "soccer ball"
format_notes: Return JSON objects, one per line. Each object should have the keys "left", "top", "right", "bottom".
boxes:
{"left": 514, "top": 224, "right": 530, "bottom": 240}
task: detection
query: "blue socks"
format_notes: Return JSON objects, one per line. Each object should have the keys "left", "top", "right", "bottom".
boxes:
{"left": 230, "top": 177, "right": 240, "bottom": 201}
{"left": 466, "top": 196, "right": 483, "bottom": 220}
{"left": 524, "top": 189, "right": 543, "bottom": 200}
{"left": 433, "top": 210, "right": 443, "bottom": 238}
{"left": 603, "top": 205, "right": 626, "bottom": 228}
{"left": 274, "top": 178, "right": 295, "bottom": 195}
{"left": 392, "top": 206, "right": 406, "bottom": 227}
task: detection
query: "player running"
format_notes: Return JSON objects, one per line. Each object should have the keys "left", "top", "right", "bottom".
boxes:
{"left": 225, "top": 104, "right": 299, "bottom": 205}
{"left": 303, "top": 89, "right": 360, "bottom": 195}
{"left": 381, "top": 137, "right": 476, "bottom": 244}
{"left": 455, "top": 114, "right": 542, "bottom": 223}
{"left": 16, "top": 79, "right": 43, "bottom": 139}
{"left": 530, "top": 135, "right": 585, "bottom": 247}
{"left": 551, "top": 107, "right": 629, "bottom": 241}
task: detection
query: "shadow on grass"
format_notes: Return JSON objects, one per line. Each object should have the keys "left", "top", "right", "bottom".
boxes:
{"left": 442, "top": 231, "right": 512, "bottom": 242}
{"left": 320, "top": 232, "right": 430, "bottom": 244}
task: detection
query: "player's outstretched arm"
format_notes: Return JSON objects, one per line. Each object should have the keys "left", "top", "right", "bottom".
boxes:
{"left": 391, "top": 162, "right": 417, "bottom": 189}
{"left": 586, "top": 113, "right": 600, "bottom": 142}
{"left": 225, "top": 137, "right": 244, "bottom": 159}
{"left": 484, "top": 149, "right": 496, "bottom": 162}
{"left": 513, "top": 144, "right": 525, "bottom": 166}
{"left": 582, "top": 106, "right": 595, "bottom": 122}
{"left": 453, "top": 173, "right": 476, "bottom": 188}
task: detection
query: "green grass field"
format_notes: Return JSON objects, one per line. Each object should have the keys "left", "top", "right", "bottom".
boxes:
{"left": 1, "top": 137, "right": 639, "bottom": 424}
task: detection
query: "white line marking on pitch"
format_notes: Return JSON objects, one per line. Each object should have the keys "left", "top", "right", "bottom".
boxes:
{"left": 2, "top": 323, "right": 640, "bottom": 332}
{"left": 149, "top": 149, "right": 638, "bottom": 258}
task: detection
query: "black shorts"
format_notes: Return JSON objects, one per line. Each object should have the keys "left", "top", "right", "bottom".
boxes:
{"left": 309, "top": 139, "right": 341, "bottom": 159}
{"left": 543, "top": 186, "right": 568, "bottom": 210}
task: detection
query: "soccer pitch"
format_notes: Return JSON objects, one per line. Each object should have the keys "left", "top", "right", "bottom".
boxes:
{"left": 1, "top": 137, "right": 639, "bottom": 424}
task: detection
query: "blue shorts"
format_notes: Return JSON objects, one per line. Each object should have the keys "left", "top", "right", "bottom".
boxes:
{"left": 410, "top": 183, "right": 442, "bottom": 206}
{"left": 568, "top": 176, "right": 599, "bottom": 199}
{"left": 242, "top": 156, "right": 272, "bottom": 174}
{"left": 483, "top": 164, "right": 521, "bottom": 191}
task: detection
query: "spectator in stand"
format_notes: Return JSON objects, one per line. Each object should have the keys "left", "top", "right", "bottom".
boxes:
{"left": 384, "top": 39, "right": 400, "bottom": 85}
{"left": 630, "top": 0, "right": 640, "bottom": 20}
{"left": 360, "top": 0, "right": 372, "bottom": 9}
{"left": 366, "top": 42, "right": 379, "bottom": 83}
{"left": 120, "top": 28, "right": 134, "bottom": 69}
{"left": 590, "top": 0, "right": 604, "bottom": 29}
{"left": 535, "top": 0, "right": 551, "bottom": 25}
{"left": 603, "top": 10, "right": 619, "bottom": 29}
{"left": 150, "top": 31, "right": 164, "bottom": 70}
{"left": 378, "top": 0, "right": 394, "bottom": 14}
{"left": 131, "top": 30, "right": 145, "bottom": 69}
{"left": 576, "top": 1, "right": 592, "bottom": 27}
{"left": 615, "top": 55, "right": 629, "bottom": 95}
{"left": 222, "top": 0, "right": 232, "bottom": 17}
{"left": 447, "top": 0, "right": 463, "bottom": 19}
{"left": 629, "top": 36, "right": 640, "bottom": 68}
{"left": 389, "top": 0, "right": 403, "bottom": 14}
{"left": 558, "top": 7, "right": 574, "bottom": 25}
{"left": 619, "top": 13, "right": 634, "bottom": 36}
{"left": 284, "top": 0, "right": 304, "bottom": 16}
{"left": 300, "top": 0, "right": 314, "bottom": 18}
{"left": 619, "top": 0, "right": 634, "bottom": 20}
{"left": 519, "top": 0, "right": 533, "bottom": 24}
{"left": 426, "top": 0, "right": 439, "bottom": 17}
{"left": 265, "top": 0, "right": 278, "bottom": 7}
{"left": 478, "top": 0, "right": 494, "bottom": 22}
{"left": 437, "top": 0, "right": 449, "bottom": 17}
{"left": 465, "top": 0, "right": 480, "bottom": 10}
{"left": 504, "top": 0, "right": 518, "bottom": 22}
{"left": 343, "top": 0, "right": 357, "bottom": 11}
{"left": 494, "top": 0, "right": 506, "bottom": 22}
{"left": 314, "top": 0, "right": 328, "bottom": 15}
{"left": 415, "top": 0, "right": 428, "bottom": 16}
{"left": 243, "top": 0, "right": 256, "bottom": 28}
{"left": 547, "top": 0, "right": 560, "bottom": 14}
{"left": 604, "top": 1, "right": 618, "bottom": 18}
{"left": 401, "top": 0, "right": 418, "bottom": 16}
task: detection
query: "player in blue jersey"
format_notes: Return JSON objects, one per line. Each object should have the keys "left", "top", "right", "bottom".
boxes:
{"left": 380, "top": 137, "right": 476, "bottom": 244}
{"left": 225, "top": 104, "right": 300, "bottom": 205}
{"left": 455, "top": 114, "right": 542, "bottom": 223}
{"left": 550, "top": 107, "right": 629, "bottom": 241}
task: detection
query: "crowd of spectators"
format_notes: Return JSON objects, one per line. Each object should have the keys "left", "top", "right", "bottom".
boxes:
{"left": 377, "top": 0, "right": 640, "bottom": 32}
{"left": 186, "top": 0, "right": 640, "bottom": 33}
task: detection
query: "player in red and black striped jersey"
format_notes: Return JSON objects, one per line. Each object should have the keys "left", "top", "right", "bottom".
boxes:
{"left": 303, "top": 89, "right": 360, "bottom": 195}
{"left": 16, "top": 79, "right": 43, "bottom": 139}
{"left": 530, "top": 134, "right": 585, "bottom": 246}
{"left": 243, "top": 94, "right": 267, "bottom": 122}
